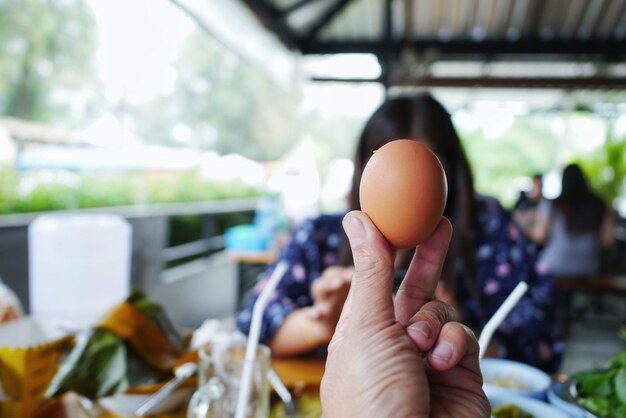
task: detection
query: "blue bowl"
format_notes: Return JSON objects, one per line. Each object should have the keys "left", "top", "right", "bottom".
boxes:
{"left": 547, "top": 380, "right": 585, "bottom": 418}
{"left": 481, "top": 358, "right": 552, "bottom": 400}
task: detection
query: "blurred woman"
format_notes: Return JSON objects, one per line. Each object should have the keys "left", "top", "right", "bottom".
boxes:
{"left": 532, "top": 163, "right": 615, "bottom": 278}
{"left": 237, "top": 93, "right": 562, "bottom": 372}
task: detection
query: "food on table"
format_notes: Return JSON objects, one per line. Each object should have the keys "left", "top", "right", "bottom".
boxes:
{"left": 46, "top": 290, "right": 184, "bottom": 399}
{"left": 491, "top": 404, "right": 535, "bottom": 418}
{"left": 270, "top": 393, "right": 321, "bottom": 418}
{"left": 359, "top": 139, "right": 447, "bottom": 249}
{"left": 486, "top": 376, "right": 530, "bottom": 391}
{"left": 571, "top": 330, "right": 626, "bottom": 418}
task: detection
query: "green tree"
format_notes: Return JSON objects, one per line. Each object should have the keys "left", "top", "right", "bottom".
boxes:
{"left": 575, "top": 131, "right": 626, "bottom": 208}
{"left": 131, "top": 31, "right": 301, "bottom": 160}
{"left": 0, "top": 0, "right": 97, "bottom": 125}
{"left": 458, "top": 115, "right": 558, "bottom": 206}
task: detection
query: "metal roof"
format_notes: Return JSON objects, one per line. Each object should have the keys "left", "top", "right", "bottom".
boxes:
{"left": 240, "top": 0, "right": 626, "bottom": 88}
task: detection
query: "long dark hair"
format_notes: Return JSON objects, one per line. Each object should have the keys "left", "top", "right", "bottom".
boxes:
{"left": 554, "top": 164, "right": 606, "bottom": 234}
{"left": 337, "top": 93, "right": 477, "bottom": 295}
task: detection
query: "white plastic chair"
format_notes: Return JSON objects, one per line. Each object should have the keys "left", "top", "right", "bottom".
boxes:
{"left": 28, "top": 213, "right": 132, "bottom": 326}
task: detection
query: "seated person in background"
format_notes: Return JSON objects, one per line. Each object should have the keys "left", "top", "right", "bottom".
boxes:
{"left": 513, "top": 173, "right": 544, "bottom": 238}
{"left": 237, "top": 93, "right": 562, "bottom": 372}
{"left": 531, "top": 163, "right": 615, "bottom": 278}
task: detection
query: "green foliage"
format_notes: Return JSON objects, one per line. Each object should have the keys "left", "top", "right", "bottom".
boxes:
{"left": 46, "top": 327, "right": 129, "bottom": 399}
{"left": 0, "top": 167, "right": 19, "bottom": 213}
{"left": 458, "top": 116, "right": 558, "bottom": 207}
{"left": 574, "top": 131, "right": 626, "bottom": 208}
{"left": 13, "top": 182, "right": 80, "bottom": 212}
{"left": 0, "top": 168, "right": 263, "bottom": 215}
{"left": 131, "top": 31, "right": 301, "bottom": 160}
{"left": 0, "top": 0, "right": 97, "bottom": 124}
{"left": 572, "top": 341, "right": 626, "bottom": 418}
{"left": 457, "top": 113, "right": 625, "bottom": 209}
{"left": 168, "top": 215, "right": 204, "bottom": 247}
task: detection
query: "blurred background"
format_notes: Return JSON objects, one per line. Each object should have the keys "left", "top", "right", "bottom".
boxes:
{"left": 0, "top": 0, "right": 625, "bottom": 329}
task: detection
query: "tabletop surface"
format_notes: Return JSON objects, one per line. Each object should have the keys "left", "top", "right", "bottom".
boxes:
{"left": 5, "top": 355, "right": 325, "bottom": 418}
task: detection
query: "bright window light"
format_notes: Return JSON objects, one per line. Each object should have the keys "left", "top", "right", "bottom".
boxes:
{"left": 302, "top": 54, "right": 381, "bottom": 79}
{"left": 87, "top": 0, "right": 194, "bottom": 105}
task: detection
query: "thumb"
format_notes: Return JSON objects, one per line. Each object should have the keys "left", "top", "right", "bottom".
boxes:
{"left": 342, "top": 211, "right": 395, "bottom": 317}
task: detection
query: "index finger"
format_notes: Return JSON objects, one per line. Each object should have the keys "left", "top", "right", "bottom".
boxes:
{"left": 394, "top": 217, "right": 452, "bottom": 325}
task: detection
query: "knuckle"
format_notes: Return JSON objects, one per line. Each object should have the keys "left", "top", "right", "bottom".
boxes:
{"left": 396, "top": 282, "right": 426, "bottom": 303}
{"left": 422, "top": 300, "right": 453, "bottom": 326}
{"left": 353, "top": 247, "right": 391, "bottom": 278}
{"left": 436, "top": 300, "right": 457, "bottom": 321}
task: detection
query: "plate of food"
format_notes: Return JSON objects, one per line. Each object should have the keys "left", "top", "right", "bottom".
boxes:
{"left": 98, "top": 386, "right": 195, "bottom": 417}
{"left": 487, "top": 388, "right": 570, "bottom": 418}
{"left": 481, "top": 358, "right": 552, "bottom": 400}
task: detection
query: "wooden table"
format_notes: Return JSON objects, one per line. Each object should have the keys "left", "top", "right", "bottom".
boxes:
{"left": 272, "top": 356, "right": 326, "bottom": 390}
{"left": 554, "top": 275, "right": 626, "bottom": 335}
{"left": 554, "top": 275, "right": 626, "bottom": 293}
{"left": 14, "top": 355, "right": 324, "bottom": 418}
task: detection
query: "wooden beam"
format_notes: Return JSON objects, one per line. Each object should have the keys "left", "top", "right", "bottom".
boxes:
{"left": 303, "top": 0, "right": 355, "bottom": 44}
{"left": 381, "top": 0, "right": 393, "bottom": 90}
{"left": 526, "top": 0, "right": 548, "bottom": 38}
{"left": 239, "top": 0, "right": 300, "bottom": 50}
{"left": 311, "top": 75, "right": 626, "bottom": 89}
{"left": 281, "top": 0, "right": 318, "bottom": 15}
{"left": 301, "top": 39, "right": 626, "bottom": 61}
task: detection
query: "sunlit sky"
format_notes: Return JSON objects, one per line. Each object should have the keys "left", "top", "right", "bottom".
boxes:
{"left": 87, "top": 0, "right": 194, "bottom": 105}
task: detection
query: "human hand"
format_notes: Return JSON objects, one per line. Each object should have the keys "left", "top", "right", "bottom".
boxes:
{"left": 306, "top": 266, "right": 353, "bottom": 342}
{"left": 321, "top": 211, "right": 489, "bottom": 418}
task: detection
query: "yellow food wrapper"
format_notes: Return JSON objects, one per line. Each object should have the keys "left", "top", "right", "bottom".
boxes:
{"left": 0, "top": 317, "right": 74, "bottom": 418}
{"left": 0, "top": 399, "right": 57, "bottom": 418}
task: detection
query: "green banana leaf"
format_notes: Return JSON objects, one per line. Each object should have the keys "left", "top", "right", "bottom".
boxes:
{"left": 46, "top": 328, "right": 128, "bottom": 399}
{"left": 127, "top": 289, "right": 183, "bottom": 350}
{"left": 46, "top": 290, "right": 181, "bottom": 399}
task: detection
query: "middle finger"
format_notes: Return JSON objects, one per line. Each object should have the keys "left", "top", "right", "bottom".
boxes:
{"left": 394, "top": 217, "right": 452, "bottom": 325}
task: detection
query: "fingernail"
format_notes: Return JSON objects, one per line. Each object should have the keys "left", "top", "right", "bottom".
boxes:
{"left": 431, "top": 341, "right": 453, "bottom": 361}
{"left": 343, "top": 215, "right": 366, "bottom": 243}
{"left": 408, "top": 321, "right": 431, "bottom": 340}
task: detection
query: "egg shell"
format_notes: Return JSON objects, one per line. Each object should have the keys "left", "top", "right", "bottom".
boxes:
{"left": 359, "top": 140, "right": 448, "bottom": 249}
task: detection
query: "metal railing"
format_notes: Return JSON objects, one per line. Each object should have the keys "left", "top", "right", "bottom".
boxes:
{"left": 0, "top": 198, "right": 260, "bottom": 319}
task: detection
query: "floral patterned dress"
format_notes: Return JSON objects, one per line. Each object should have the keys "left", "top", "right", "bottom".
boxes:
{"left": 237, "top": 196, "right": 562, "bottom": 372}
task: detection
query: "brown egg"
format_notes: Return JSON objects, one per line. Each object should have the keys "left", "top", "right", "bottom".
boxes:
{"left": 359, "top": 139, "right": 448, "bottom": 249}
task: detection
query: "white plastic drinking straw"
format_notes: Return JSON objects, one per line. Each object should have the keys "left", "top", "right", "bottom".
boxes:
{"left": 235, "top": 261, "right": 288, "bottom": 418}
{"left": 478, "top": 281, "right": 528, "bottom": 359}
